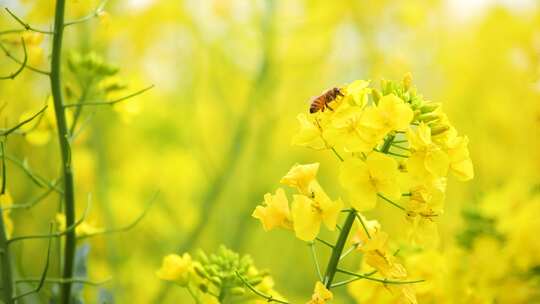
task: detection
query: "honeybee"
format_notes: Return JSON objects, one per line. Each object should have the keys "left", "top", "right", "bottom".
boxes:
{"left": 309, "top": 87, "right": 344, "bottom": 113}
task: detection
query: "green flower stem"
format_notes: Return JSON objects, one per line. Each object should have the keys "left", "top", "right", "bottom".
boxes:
{"left": 355, "top": 213, "right": 371, "bottom": 239}
{"left": 381, "top": 134, "right": 395, "bottom": 153}
{"left": 323, "top": 209, "right": 356, "bottom": 288}
{"left": 336, "top": 268, "right": 425, "bottom": 285}
{"left": 0, "top": 207, "right": 14, "bottom": 304}
{"left": 377, "top": 193, "right": 406, "bottom": 211}
{"left": 236, "top": 271, "right": 289, "bottom": 304}
{"left": 308, "top": 242, "right": 323, "bottom": 281}
{"left": 49, "top": 0, "right": 77, "bottom": 303}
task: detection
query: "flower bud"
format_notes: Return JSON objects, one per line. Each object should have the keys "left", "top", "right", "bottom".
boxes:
{"left": 420, "top": 102, "right": 440, "bottom": 113}
{"left": 417, "top": 113, "right": 439, "bottom": 123}
{"left": 193, "top": 263, "right": 209, "bottom": 279}
{"left": 431, "top": 124, "right": 450, "bottom": 136}
{"left": 210, "top": 276, "right": 222, "bottom": 286}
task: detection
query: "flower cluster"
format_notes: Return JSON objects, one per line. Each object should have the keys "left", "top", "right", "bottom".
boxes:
{"left": 252, "top": 74, "right": 473, "bottom": 303}
{"left": 157, "top": 245, "right": 282, "bottom": 303}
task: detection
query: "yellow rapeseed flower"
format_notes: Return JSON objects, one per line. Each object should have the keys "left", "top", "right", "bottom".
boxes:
{"left": 407, "top": 123, "right": 449, "bottom": 182}
{"left": 323, "top": 105, "right": 379, "bottom": 153}
{"left": 252, "top": 188, "right": 292, "bottom": 231}
{"left": 292, "top": 113, "right": 327, "bottom": 150}
{"left": 339, "top": 152, "right": 401, "bottom": 211}
{"left": 156, "top": 253, "right": 193, "bottom": 286}
{"left": 344, "top": 80, "right": 371, "bottom": 107}
{"left": 280, "top": 163, "right": 320, "bottom": 195}
{"left": 307, "top": 281, "right": 333, "bottom": 304}
{"left": 361, "top": 94, "right": 413, "bottom": 135}
{"left": 291, "top": 194, "right": 342, "bottom": 241}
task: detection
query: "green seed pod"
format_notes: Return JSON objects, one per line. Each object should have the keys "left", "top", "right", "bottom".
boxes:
{"left": 229, "top": 287, "right": 246, "bottom": 296}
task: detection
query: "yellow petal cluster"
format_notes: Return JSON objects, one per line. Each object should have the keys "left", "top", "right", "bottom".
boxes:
{"left": 155, "top": 253, "right": 193, "bottom": 285}
{"left": 307, "top": 281, "right": 333, "bottom": 304}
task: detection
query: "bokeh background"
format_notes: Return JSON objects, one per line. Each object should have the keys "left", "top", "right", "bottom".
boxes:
{"left": 1, "top": 0, "right": 539, "bottom": 303}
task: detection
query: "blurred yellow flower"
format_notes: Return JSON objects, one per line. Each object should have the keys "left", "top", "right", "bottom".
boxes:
{"left": 156, "top": 253, "right": 193, "bottom": 286}
{"left": 307, "top": 281, "right": 333, "bottom": 304}
{"left": 339, "top": 152, "right": 401, "bottom": 211}
{"left": 252, "top": 188, "right": 292, "bottom": 231}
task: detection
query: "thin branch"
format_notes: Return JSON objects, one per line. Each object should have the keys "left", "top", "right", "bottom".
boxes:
{"left": 16, "top": 277, "right": 111, "bottom": 286}
{"left": 0, "top": 29, "right": 26, "bottom": 36}
{"left": 315, "top": 237, "right": 334, "bottom": 249}
{"left": 0, "top": 104, "right": 48, "bottom": 136}
{"left": 385, "top": 151, "right": 409, "bottom": 158}
{"left": 12, "top": 224, "right": 53, "bottom": 301}
{"left": 4, "top": 179, "right": 61, "bottom": 210}
{"left": 0, "top": 154, "right": 62, "bottom": 193}
{"left": 377, "top": 193, "right": 406, "bottom": 211}
{"left": 339, "top": 243, "right": 359, "bottom": 261}
{"left": 0, "top": 38, "right": 27, "bottom": 80}
{"left": 235, "top": 271, "right": 290, "bottom": 304}
{"left": 330, "top": 147, "right": 344, "bottom": 162}
{"left": 354, "top": 213, "right": 371, "bottom": 239}
{"left": 77, "top": 191, "right": 158, "bottom": 240}
{"left": 308, "top": 242, "right": 323, "bottom": 281}
{"left": 63, "top": 0, "right": 109, "bottom": 27}
{"left": 0, "top": 40, "right": 50, "bottom": 75}
{"left": 7, "top": 198, "right": 91, "bottom": 245}
{"left": 330, "top": 270, "right": 377, "bottom": 288}
{"left": 392, "top": 139, "right": 408, "bottom": 144}
{"left": 63, "top": 85, "right": 154, "bottom": 108}
{"left": 336, "top": 268, "right": 425, "bottom": 285}
{"left": 391, "top": 144, "right": 410, "bottom": 152}
{"left": 4, "top": 8, "right": 54, "bottom": 35}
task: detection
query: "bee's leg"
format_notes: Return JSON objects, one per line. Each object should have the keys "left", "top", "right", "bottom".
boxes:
{"left": 327, "top": 104, "right": 334, "bottom": 111}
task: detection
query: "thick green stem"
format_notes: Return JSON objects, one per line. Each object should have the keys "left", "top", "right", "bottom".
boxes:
{"left": 380, "top": 134, "right": 395, "bottom": 153}
{"left": 49, "top": 1, "right": 76, "bottom": 303}
{"left": 0, "top": 209, "right": 14, "bottom": 304}
{"left": 323, "top": 210, "right": 356, "bottom": 288}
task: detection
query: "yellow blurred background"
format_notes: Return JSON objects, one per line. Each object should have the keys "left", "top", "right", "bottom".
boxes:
{"left": 1, "top": 0, "right": 539, "bottom": 303}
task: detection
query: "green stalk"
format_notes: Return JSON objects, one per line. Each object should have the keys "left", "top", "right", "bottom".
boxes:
{"left": 323, "top": 210, "right": 356, "bottom": 288}
{"left": 49, "top": 0, "right": 77, "bottom": 303}
{"left": 0, "top": 209, "right": 14, "bottom": 304}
